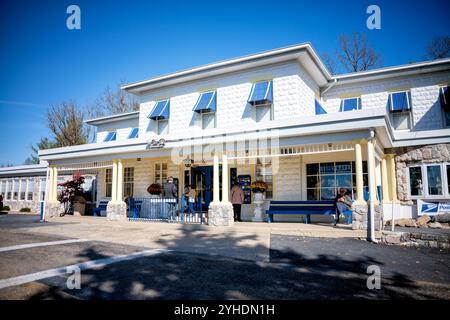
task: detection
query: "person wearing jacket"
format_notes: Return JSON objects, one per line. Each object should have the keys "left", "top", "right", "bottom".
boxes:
{"left": 230, "top": 181, "right": 244, "bottom": 222}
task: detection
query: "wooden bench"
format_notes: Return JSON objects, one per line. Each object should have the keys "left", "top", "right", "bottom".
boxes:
{"left": 93, "top": 201, "right": 109, "bottom": 217}
{"left": 266, "top": 200, "right": 352, "bottom": 224}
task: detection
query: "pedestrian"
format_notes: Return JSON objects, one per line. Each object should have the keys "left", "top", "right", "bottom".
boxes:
{"left": 185, "top": 184, "right": 196, "bottom": 214}
{"left": 164, "top": 176, "right": 178, "bottom": 218}
{"left": 230, "top": 181, "right": 244, "bottom": 222}
{"left": 334, "top": 187, "right": 352, "bottom": 226}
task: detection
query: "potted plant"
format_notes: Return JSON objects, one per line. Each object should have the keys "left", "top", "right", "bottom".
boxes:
{"left": 250, "top": 181, "right": 268, "bottom": 222}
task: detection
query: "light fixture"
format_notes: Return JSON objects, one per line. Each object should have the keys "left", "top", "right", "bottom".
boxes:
{"left": 183, "top": 157, "right": 194, "bottom": 167}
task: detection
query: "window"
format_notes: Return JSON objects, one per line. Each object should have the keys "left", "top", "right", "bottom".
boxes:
{"left": 123, "top": 167, "right": 134, "bottom": 197}
{"left": 248, "top": 80, "right": 273, "bottom": 123}
{"left": 156, "top": 119, "right": 169, "bottom": 135}
{"left": 105, "top": 168, "right": 112, "bottom": 198}
{"left": 7, "top": 180, "right": 12, "bottom": 200}
{"left": 155, "top": 163, "right": 168, "bottom": 185}
{"left": 306, "top": 161, "right": 368, "bottom": 200}
{"left": 20, "top": 179, "right": 26, "bottom": 200}
{"left": 440, "top": 86, "right": 450, "bottom": 127}
{"left": 104, "top": 131, "right": 117, "bottom": 142}
{"left": 427, "top": 165, "right": 443, "bottom": 196}
{"left": 409, "top": 167, "right": 423, "bottom": 196}
{"left": 13, "top": 179, "right": 19, "bottom": 200}
{"left": 128, "top": 127, "right": 139, "bottom": 139}
{"left": 193, "top": 91, "right": 216, "bottom": 113}
{"left": 408, "top": 163, "right": 450, "bottom": 198}
{"left": 202, "top": 112, "right": 215, "bottom": 129}
{"left": 256, "top": 158, "right": 273, "bottom": 199}
{"left": 340, "top": 97, "right": 362, "bottom": 112}
{"left": 27, "top": 179, "right": 34, "bottom": 200}
{"left": 388, "top": 91, "right": 412, "bottom": 130}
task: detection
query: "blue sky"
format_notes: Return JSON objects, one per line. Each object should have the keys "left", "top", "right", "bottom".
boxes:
{"left": 0, "top": 0, "right": 449, "bottom": 165}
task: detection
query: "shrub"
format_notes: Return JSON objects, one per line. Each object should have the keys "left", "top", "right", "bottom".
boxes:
{"left": 1, "top": 206, "right": 10, "bottom": 211}
{"left": 19, "top": 207, "right": 31, "bottom": 212}
{"left": 250, "top": 181, "right": 268, "bottom": 193}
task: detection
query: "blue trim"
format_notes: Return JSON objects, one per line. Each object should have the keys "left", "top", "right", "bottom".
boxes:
{"left": 248, "top": 80, "right": 273, "bottom": 105}
{"left": 104, "top": 131, "right": 117, "bottom": 142}
{"left": 148, "top": 99, "right": 170, "bottom": 120}
{"left": 315, "top": 99, "right": 327, "bottom": 115}
{"left": 128, "top": 127, "right": 139, "bottom": 139}
{"left": 193, "top": 91, "right": 217, "bottom": 113}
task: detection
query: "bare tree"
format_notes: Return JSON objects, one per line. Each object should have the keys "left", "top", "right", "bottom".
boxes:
{"left": 47, "top": 101, "right": 90, "bottom": 147}
{"left": 426, "top": 36, "right": 450, "bottom": 60}
{"left": 336, "top": 32, "right": 381, "bottom": 72}
{"left": 321, "top": 51, "right": 336, "bottom": 75}
{"left": 91, "top": 81, "right": 139, "bottom": 117}
{"left": 24, "top": 137, "right": 57, "bottom": 164}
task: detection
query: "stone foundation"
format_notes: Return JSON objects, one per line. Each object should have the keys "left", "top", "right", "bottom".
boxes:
{"left": 106, "top": 201, "right": 127, "bottom": 221}
{"left": 352, "top": 203, "right": 382, "bottom": 231}
{"left": 207, "top": 202, "right": 234, "bottom": 226}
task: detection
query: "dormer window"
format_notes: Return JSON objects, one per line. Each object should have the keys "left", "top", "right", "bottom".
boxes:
{"left": 104, "top": 131, "right": 117, "bottom": 142}
{"left": 149, "top": 99, "right": 170, "bottom": 135}
{"left": 340, "top": 97, "right": 362, "bottom": 112}
{"left": 128, "top": 127, "right": 139, "bottom": 139}
{"left": 388, "top": 91, "right": 412, "bottom": 130}
{"left": 248, "top": 80, "right": 273, "bottom": 122}
{"left": 315, "top": 99, "right": 327, "bottom": 115}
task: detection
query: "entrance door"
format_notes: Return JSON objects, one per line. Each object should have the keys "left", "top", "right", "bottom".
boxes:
{"left": 191, "top": 166, "right": 222, "bottom": 211}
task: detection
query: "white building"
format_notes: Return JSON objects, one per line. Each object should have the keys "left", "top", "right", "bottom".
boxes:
{"left": 1, "top": 43, "right": 449, "bottom": 234}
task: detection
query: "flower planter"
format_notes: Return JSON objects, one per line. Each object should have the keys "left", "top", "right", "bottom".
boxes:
{"left": 252, "top": 192, "right": 265, "bottom": 222}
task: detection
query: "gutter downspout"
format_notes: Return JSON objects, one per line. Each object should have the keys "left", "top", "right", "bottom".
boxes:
{"left": 367, "top": 128, "right": 378, "bottom": 243}
{"left": 321, "top": 78, "right": 337, "bottom": 97}
{"left": 40, "top": 166, "right": 50, "bottom": 222}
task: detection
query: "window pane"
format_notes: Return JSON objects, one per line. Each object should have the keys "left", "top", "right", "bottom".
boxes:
{"left": 320, "top": 188, "right": 336, "bottom": 200}
{"left": 202, "top": 113, "right": 215, "bottom": 129}
{"left": 336, "top": 162, "right": 351, "bottom": 173}
{"left": 447, "top": 165, "right": 450, "bottom": 194}
{"left": 427, "top": 165, "right": 442, "bottom": 195}
{"left": 255, "top": 105, "right": 271, "bottom": 122}
{"left": 306, "top": 176, "right": 318, "bottom": 189}
{"left": 336, "top": 174, "right": 352, "bottom": 188}
{"left": 320, "top": 175, "right": 335, "bottom": 188}
{"left": 392, "top": 113, "right": 410, "bottom": 130}
{"left": 307, "top": 189, "right": 319, "bottom": 200}
{"left": 409, "top": 167, "right": 423, "bottom": 196}
{"left": 158, "top": 120, "right": 169, "bottom": 135}
{"left": 445, "top": 110, "right": 450, "bottom": 127}
{"left": 320, "top": 163, "right": 335, "bottom": 174}
{"left": 306, "top": 163, "right": 319, "bottom": 175}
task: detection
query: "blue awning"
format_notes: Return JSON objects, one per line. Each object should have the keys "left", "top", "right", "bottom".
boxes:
{"left": 248, "top": 80, "right": 273, "bottom": 105}
{"left": 193, "top": 91, "right": 216, "bottom": 113}
{"left": 148, "top": 100, "right": 170, "bottom": 120}
{"left": 341, "top": 97, "right": 361, "bottom": 112}
{"left": 389, "top": 92, "right": 411, "bottom": 112}
{"left": 104, "top": 131, "right": 116, "bottom": 142}
{"left": 128, "top": 127, "right": 139, "bottom": 139}
{"left": 315, "top": 99, "right": 327, "bottom": 115}
{"left": 440, "top": 86, "right": 449, "bottom": 110}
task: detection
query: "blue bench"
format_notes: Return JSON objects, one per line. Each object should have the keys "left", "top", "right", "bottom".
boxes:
{"left": 93, "top": 201, "right": 109, "bottom": 217}
{"left": 266, "top": 200, "right": 352, "bottom": 224}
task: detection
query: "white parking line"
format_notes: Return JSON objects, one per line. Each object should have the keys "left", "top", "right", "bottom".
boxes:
{"left": 0, "top": 239, "right": 91, "bottom": 253}
{"left": 0, "top": 248, "right": 171, "bottom": 290}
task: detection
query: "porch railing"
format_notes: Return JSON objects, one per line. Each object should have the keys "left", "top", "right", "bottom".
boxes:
{"left": 128, "top": 196, "right": 207, "bottom": 224}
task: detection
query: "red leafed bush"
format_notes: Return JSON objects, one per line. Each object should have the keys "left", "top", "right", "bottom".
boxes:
{"left": 57, "top": 172, "right": 85, "bottom": 215}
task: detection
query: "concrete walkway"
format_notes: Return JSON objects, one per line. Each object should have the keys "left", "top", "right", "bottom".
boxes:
{"left": 1, "top": 213, "right": 375, "bottom": 262}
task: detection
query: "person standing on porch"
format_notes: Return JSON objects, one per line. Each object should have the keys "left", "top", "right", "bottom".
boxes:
{"left": 164, "top": 176, "right": 177, "bottom": 217}
{"left": 230, "top": 182, "right": 244, "bottom": 222}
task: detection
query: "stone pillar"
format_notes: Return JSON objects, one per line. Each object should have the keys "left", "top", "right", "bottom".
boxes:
{"left": 212, "top": 154, "right": 220, "bottom": 204}
{"left": 381, "top": 156, "right": 390, "bottom": 203}
{"left": 354, "top": 140, "right": 365, "bottom": 204}
{"left": 387, "top": 154, "right": 398, "bottom": 202}
{"left": 366, "top": 134, "right": 382, "bottom": 237}
{"left": 106, "top": 159, "right": 127, "bottom": 221}
{"left": 45, "top": 165, "right": 61, "bottom": 218}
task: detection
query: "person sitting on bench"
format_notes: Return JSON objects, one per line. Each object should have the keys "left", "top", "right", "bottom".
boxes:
{"left": 334, "top": 188, "right": 352, "bottom": 226}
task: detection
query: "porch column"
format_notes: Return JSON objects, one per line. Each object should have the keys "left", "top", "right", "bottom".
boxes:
{"left": 117, "top": 159, "right": 124, "bottom": 202}
{"left": 381, "top": 156, "right": 390, "bottom": 203}
{"left": 52, "top": 166, "right": 58, "bottom": 201}
{"left": 18, "top": 179, "right": 22, "bottom": 201}
{"left": 25, "top": 179, "right": 29, "bottom": 201}
{"left": 47, "top": 168, "right": 53, "bottom": 201}
{"left": 354, "top": 140, "right": 365, "bottom": 204}
{"left": 213, "top": 154, "right": 220, "bottom": 203}
{"left": 387, "top": 154, "right": 398, "bottom": 202}
{"left": 221, "top": 154, "right": 229, "bottom": 203}
{"left": 111, "top": 160, "right": 118, "bottom": 202}
{"left": 367, "top": 130, "right": 377, "bottom": 241}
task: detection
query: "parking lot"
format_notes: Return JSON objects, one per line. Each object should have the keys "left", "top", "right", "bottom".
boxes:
{"left": 0, "top": 214, "right": 449, "bottom": 299}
